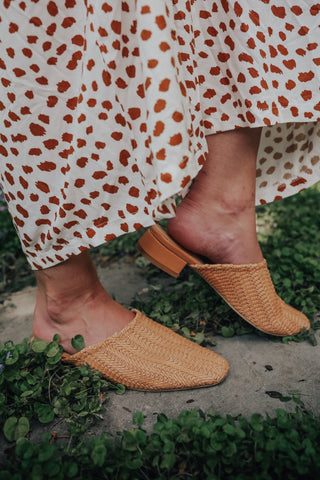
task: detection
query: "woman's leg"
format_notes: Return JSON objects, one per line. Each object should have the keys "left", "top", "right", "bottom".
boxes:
{"left": 33, "top": 251, "right": 134, "bottom": 353}
{"left": 167, "top": 127, "right": 263, "bottom": 265}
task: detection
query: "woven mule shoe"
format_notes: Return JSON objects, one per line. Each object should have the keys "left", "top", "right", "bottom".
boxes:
{"left": 137, "top": 225, "right": 310, "bottom": 336}
{"left": 62, "top": 310, "right": 229, "bottom": 391}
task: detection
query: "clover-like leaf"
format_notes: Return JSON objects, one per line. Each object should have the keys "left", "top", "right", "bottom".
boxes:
{"left": 193, "top": 331, "right": 205, "bottom": 344}
{"left": 4, "top": 416, "right": 30, "bottom": 442}
{"left": 91, "top": 444, "right": 106, "bottom": 467}
{"left": 31, "top": 338, "right": 47, "bottom": 353}
{"left": 46, "top": 343, "right": 60, "bottom": 358}
{"left": 221, "top": 326, "right": 235, "bottom": 338}
{"left": 160, "top": 453, "right": 176, "bottom": 470}
{"left": 15, "top": 438, "right": 34, "bottom": 460}
{"left": 71, "top": 335, "right": 85, "bottom": 351}
{"left": 250, "top": 413, "right": 264, "bottom": 432}
{"left": 34, "top": 403, "right": 55, "bottom": 423}
{"left": 5, "top": 349, "right": 19, "bottom": 366}
{"left": 66, "top": 463, "right": 78, "bottom": 478}
{"left": 115, "top": 383, "right": 126, "bottom": 395}
{"left": 46, "top": 349, "right": 63, "bottom": 365}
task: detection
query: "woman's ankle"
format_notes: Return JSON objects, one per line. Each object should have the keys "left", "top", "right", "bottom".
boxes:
{"left": 34, "top": 251, "right": 100, "bottom": 300}
{"left": 33, "top": 285, "right": 135, "bottom": 353}
{"left": 33, "top": 252, "right": 135, "bottom": 353}
{"left": 167, "top": 127, "right": 263, "bottom": 265}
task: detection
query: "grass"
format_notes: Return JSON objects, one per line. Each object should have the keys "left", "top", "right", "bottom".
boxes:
{"left": 1, "top": 335, "right": 320, "bottom": 478}
{"left": 0, "top": 184, "right": 319, "bottom": 477}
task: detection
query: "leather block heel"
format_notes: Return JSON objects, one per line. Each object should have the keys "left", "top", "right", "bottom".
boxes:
{"left": 137, "top": 227, "right": 186, "bottom": 277}
{"left": 137, "top": 225, "right": 201, "bottom": 278}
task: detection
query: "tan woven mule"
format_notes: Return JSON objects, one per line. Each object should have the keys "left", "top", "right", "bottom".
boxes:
{"left": 137, "top": 225, "right": 310, "bottom": 336}
{"left": 62, "top": 310, "right": 229, "bottom": 391}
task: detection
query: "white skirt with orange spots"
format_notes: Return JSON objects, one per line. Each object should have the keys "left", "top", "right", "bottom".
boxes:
{"left": 0, "top": 1, "right": 320, "bottom": 269}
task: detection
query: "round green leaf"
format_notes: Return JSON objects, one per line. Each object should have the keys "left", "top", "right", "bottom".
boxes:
{"left": 71, "top": 335, "right": 85, "bottom": 351}
{"left": 4, "top": 416, "right": 30, "bottom": 442}
{"left": 38, "top": 443, "right": 55, "bottom": 462}
{"left": 15, "top": 438, "right": 34, "bottom": 459}
{"left": 31, "top": 339, "right": 48, "bottom": 353}
{"left": 180, "top": 327, "right": 191, "bottom": 339}
{"left": 3, "top": 417, "right": 17, "bottom": 442}
{"left": 35, "top": 404, "right": 55, "bottom": 423}
{"left": 250, "top": 413, "right": 264, "bottom": 432}
{"left": 46, "top": 343, "right": 60, "bottom": 358}
{"left": 66, "top": 463, "right": 78, "bottom": 478}
{"left": 16, "top": 343, "right": 28, "bottom": 355}
{"left": 160, "top": 453, "right": 176, "bottom": 470}
{"left": 194, "top": 331, "right": 205, "bottom": 344}
{"left": 223, "top": 423, "right": 237, "bottom": 436}
{"left": 221, "top": 326, "right": 235, "bottom": 338}
{"left": 5, "top": 349, "right": 19, "bottom": 366}
{"left": 15, "top": 417, "right": 30, "bottom": 440}
{"left": 115, "top": 383, "right": 126, "bottom": 395}
{"left": 45, "top": 350, "right": 62, "bottom": 365}
{"left": 91, "top": 444, "right": 106, "bottom": 467}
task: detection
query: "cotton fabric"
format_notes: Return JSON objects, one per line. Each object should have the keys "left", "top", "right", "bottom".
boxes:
{"left": 0, "top": 0, "right": 319, "bottom": 269}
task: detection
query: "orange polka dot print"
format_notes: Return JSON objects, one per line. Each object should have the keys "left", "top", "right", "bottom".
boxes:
{"left": 0, "top": 0, "right": 319, "bottom": 269}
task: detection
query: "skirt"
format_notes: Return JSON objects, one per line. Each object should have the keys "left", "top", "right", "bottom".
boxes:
{"left": 0, "top": 0, "right": 320, "bottom": 269}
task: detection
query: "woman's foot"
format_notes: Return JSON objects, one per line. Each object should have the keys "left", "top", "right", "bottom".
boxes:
{"left": 33, "top": 251, "right": 135, "bottom": 354}
{"left": 168, "top": 127, "right": 264, "bottom": 265}
{"left": 33, "top": 251, "right": 230, "bottom": 390}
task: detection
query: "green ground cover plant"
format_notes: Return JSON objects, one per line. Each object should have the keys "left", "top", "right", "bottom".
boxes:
{"left": 1, "top": 335, "right": 319, "bottom": 478}
{"left": 0, "top": 337, "right": 123, "bottom": 441}
{"left": 1, "top": 407, "right": 320, "bottom": 479}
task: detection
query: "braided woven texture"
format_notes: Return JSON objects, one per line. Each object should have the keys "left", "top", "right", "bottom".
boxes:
{"left": 191, "top": 260, "right": 310, "bottom": 336}
{"left": 62, "top": 310, "right": 229, "bottom": 391}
